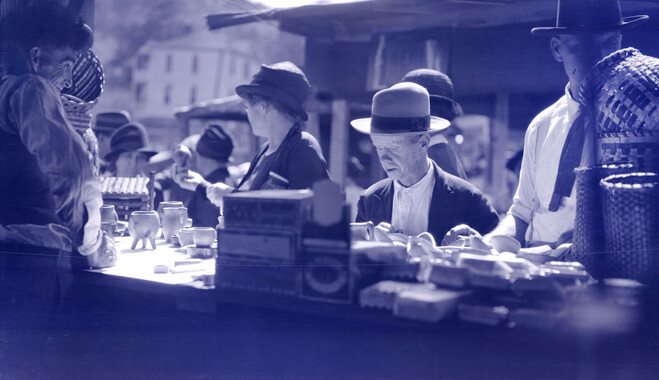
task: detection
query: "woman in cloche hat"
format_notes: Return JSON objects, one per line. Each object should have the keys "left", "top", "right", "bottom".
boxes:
{"left": 176, "top": 62, "right": 331, "bottom": 206}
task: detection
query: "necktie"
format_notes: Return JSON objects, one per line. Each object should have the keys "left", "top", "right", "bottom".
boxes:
{"left": 549, "top": 107, "right": 592, "bottom": 212}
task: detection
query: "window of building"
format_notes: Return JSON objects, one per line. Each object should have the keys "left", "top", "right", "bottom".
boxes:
{"left": 164, "top": 84, "right": 172, "bottom": 105}
{"left": 190, "top": 86, "right": 197, "bottom": 104}
{"left": 192, "top": 54, "right": 199, "bottom": 74}
{"left": 137, "top": 54, "right": 149, "bottom": 70}
{"left": 166, "top": 54, "right": 173, "bottom": 73}
{"left": 229, "top": 55, "right": 235, "bottom": 75}
{"left": 136, "top": 83, "right": 147, "bottom": 104}
{"left": 243, "top": 61, "right": 251, "bottom": 79}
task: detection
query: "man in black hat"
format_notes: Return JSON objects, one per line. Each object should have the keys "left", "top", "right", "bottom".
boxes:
{"left": 186, "top": 124, "right": 235, "bottom": 227}
{"left": 177, "top": 62, "right": 330, "bottom": 205}
{"left": 445, "top": 0, "right": 648, "bottom": 248}
{"left": 0, "top": 4, "right": 116, "bottom": 322}
{"left": 353, "top": 82, "right": 498, "bottom": 243}
{"left": 402, "top": 69, "right": 468, "bottom": 180}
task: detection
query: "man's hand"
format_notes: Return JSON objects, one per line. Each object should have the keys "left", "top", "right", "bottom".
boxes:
{"left": 441, "top": 224, "right": 481, "bottom": 246}
{"left": 86, "top": 232, "right": 117, "bottom": 268}
{"left": 173, "top": 165, "right": 204, "bottom": 191}
{"left": 206, "top": 182, "right": 235, "bottom": 208}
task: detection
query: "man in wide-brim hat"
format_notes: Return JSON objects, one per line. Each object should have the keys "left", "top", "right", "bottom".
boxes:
{"left": 445, "top": 0, "right": 649, "bottom": 248}
{"left": 353, "top": 82, "right": 498, "bottom": 243}
{"left": 402, "top": 68, "right": 468, "bottom": 180}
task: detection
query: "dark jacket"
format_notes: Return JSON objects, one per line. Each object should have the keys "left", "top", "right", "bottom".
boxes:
{"left": 356, "top": 161, "right": 498, "bottom": 242}
{"left": 188, "top": 167, "right": 230, "bottom": 227}
{"left": 236, "top": 125, "right": 330, "bottom": 190}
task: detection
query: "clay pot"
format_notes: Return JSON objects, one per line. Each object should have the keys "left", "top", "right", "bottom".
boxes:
{"left": 193, "top": 227, "right": 216, "bottom": 248}
{"left": 157, "top": 201, "right": 184, "bottom": 236}
{"left": 128, "top": 211, "right": 160, "bottom": 250}
{"left": 100, "top": 205, "right": 119, "bottom": 224}
{"left": 178, "top": 227, "right": 195, "bottom": 247}
{"left": 162, "top": 206, "right": 188, "bottom": 243}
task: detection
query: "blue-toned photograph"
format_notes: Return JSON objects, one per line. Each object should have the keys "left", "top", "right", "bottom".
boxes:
{"left": 1, "top": 0, "right": 658, "bottom": 378}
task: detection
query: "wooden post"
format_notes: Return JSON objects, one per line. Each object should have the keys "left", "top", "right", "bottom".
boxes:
{"left": 489, "top": 93, "right": 510, "bottom": 212}
{"left": 329, "top": 99, "right": 349, "bottom": 187}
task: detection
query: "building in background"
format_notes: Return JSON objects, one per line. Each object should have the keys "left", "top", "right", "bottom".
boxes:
{"left": 131, "top": 31, "right": 261, "bottom": 119}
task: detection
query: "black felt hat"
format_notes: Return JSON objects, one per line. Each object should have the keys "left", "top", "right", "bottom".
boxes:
{"left": 235, "top": 61, "right": 311, "bottom": 121}
{"left": 531, "top": 0, "right": 648, "bottom": 36}
{"left": 402, "top": 69, "right": 463, "bottom": 121}
{"left": 197, "top": 124, "right": 234, "bottom": 162}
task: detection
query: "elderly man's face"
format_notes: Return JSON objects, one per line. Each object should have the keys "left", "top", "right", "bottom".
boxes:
{"left": 371, "top": 133, "right": 429, "bottom": 186}
{"left": 551, "top": 31, "right": 621, "bottom": 95}
{"left": 31, "top": 45, "right": 76, "bottom": 92}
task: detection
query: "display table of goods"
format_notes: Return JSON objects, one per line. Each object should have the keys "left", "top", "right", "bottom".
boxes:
{"left": 346, "top": 222, "right": 645, "bottom": 331}
{"left": 89, "top": 234, "right": 215, "bottom": 288}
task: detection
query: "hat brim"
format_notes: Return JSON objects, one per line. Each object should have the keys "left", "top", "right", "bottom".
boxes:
{"left": 531, "top": 15, "right": 649, "bottom": 35}
{"left": 350, "top": 115, "right": 450, "bottom": 136}
{"left": 236, "top": 84, "right": 308, "bottom": 121}
{"left": 105, "top": 148, "right": 158, "bottom": 163}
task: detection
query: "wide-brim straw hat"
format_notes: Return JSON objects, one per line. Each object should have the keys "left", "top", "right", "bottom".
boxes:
{"left": 531, "top": 0, "right": 648, "bottom": 36}
{"left": 350, "top": 82, "right": 450, "bottom": 135}
{"left": 235, "top": 61, "right": 311, "bottom": 121}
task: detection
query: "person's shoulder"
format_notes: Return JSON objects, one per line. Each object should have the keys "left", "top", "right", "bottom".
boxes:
{"left": 297, "top": 130, "right": 322, "bottom": 149}
{"left": 436, "top": 165, "right": 485, "bottom": 197}
{"left": 360, "top": 178, "right": 393, "bottom": 198}
{"left": 528, "top": 94, "right": 567, "bottom": 130}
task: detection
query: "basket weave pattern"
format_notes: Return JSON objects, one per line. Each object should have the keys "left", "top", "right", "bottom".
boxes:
{"left": 601, "top": 172, "right": 659, "bottom": 282}
{"left": 571, "top": 164, "right": 636, "bottom": 278}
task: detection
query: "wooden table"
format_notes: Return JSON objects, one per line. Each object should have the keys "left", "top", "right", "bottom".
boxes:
{"left": 20, "top": 235, "right": 648, "bottom": 379}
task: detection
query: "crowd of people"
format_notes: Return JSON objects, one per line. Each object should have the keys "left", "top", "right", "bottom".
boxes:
{"left": 1, "top": 0, "right": 658, "bottom": 322}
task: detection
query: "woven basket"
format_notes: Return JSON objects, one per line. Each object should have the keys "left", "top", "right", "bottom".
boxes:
{"left": 61, "top": 94, "right": 100, "bottom": 176}
{"left": 601, "top": 172, "right": 659, "bottom": 283}
{"left": 598, "top": 132, "right": 659, "bottom": 173}
{"left": 571, "top": 163, "right": 636, "bottom": 278}
{"left": 61, "top": 49, "right": 105, "bottom": 108}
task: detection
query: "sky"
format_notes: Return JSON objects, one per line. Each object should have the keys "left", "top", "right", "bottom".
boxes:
{"left": 252, "top": 0, "right": 360, "bottom": 8}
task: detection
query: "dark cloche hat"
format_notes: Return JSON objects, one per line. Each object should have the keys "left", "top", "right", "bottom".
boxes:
{"left": 196, "top": 124, "right": 234, "bottom": 162}
{"left": 105, "top": 122, "right": 157, "bottom": 162}
{"left": 402, "top": 68, "right": 464, "bottom": 121}
{"left": 531, "top": 0, "right": 648, "bottom": 36}
{"left": 235, "top": 61, "right": 311, "bottom": 121}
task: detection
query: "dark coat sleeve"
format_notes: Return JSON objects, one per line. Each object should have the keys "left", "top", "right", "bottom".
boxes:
{"left": 355, "top": 193, "right": 367, "bottom": 223}
{"left": 463, "top": 191, "right": 499, "bottom": 235}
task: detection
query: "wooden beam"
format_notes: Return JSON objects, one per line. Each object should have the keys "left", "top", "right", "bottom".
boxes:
{"left": 329, "top": 99, "right": 349, "bottom": 186}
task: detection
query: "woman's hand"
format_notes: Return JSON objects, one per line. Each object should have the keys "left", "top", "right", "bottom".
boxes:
{"left": 206, "top": 182, "right": 235, "bottom": 208}
{"left": 174, "top": 165, "right": 204, "bottom": 191}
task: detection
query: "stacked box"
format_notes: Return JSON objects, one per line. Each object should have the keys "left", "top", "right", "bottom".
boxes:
{"left": 101, "top": 177, "right": 150, "bottom": 221}
{"left": 216, "top": 190, "right": 313, "bottom": 296}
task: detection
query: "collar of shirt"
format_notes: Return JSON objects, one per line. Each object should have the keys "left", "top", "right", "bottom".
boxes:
{"left": 391, "top": 159, "right": 435, "bottom": 236}
{"left": 565, "top": 83, "right": 580, "bottom": 122}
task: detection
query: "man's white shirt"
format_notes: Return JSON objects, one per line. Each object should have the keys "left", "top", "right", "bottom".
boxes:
{"left": 509, "top": 84, "right": 580, "bottom": 244}
{"left": 392, "top": 159, "right": 435, "bottom": 236}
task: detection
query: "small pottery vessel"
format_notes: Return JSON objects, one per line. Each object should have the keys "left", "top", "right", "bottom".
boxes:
{"left": 193, "top": 227, "right": 216, "bottom": 248}
{"left": 178, "top": 227, "right": 195, "bottom": 247}
{"left": 128, "top": 211, "right": 160, "bottom": 249}
{"left": 157, "top": 201, "right": 184, "bottom": 236}
{"left": 100, "top": 205, "right": 119, "bottom": 224}
{"left": 162, "top": 206, "right": 188, "bottom": 243}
